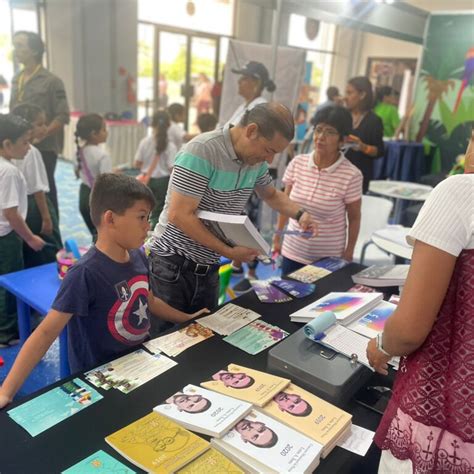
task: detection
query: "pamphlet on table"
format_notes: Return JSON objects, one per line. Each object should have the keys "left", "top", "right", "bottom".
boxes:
{"left": 337, "top": 424, "right": 374, "bottom": 457}
{"left": 197, "top": 303, "right": 261, "bottom": 336}
{"left": 261, "top": 382, "right": 352, "bottom": 458}
{"left": 250, "top": 279, "right": 292, "bottom": 303}
{"left": 105, "top": 412, "right": 209, "bottom": 473}
{"left": 223, "top": 320, "right": 289, "bottom": 355}
{"left": 270, "top": 278, "right": 316, "bottom": 298}
{"left": 287, "top": 257, "right": 348, "bottom": 284}
{"left": 85, "top": 349, "right": 177, "bottom": 394}
{"left": 154, "top": 384, "right": 252, "bottom": 437}
{"left": 201, "top": 363, "right": 290, "bottom": 407}
{"left": 211, "top": 409, "right": 322, "bottom": 473}
{"left": 62, "top": 449, "right": 136, "bottom": 473}
{"left": 144, "top": 323, "right": 214, "bottom": 357}
{"left": 8, "top": 378, "right": 103, "bottom": 437}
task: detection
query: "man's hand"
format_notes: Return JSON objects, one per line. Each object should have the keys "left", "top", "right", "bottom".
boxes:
{"left": 27, "top": 235, "right": 46, "bottom": 252}
{"left": 299, "top": 212, "right": 318, "bottom": 237}
{"left": 366, "top": 338, "right": 392, "bottom": 375}
{"left": 228, "top": 246, "right": 259, "bottom": 263}
{"left": 0, "top": 389, "right": 12, "bottom": 410}
{"left": 40, "top": 217, "right": 53, "bottom": 236}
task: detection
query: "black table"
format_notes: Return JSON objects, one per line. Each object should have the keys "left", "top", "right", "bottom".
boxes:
{"left": 0, "top": 263, "right": 389, "bottom": 473}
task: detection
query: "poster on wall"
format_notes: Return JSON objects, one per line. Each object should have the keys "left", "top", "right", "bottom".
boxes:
{"left": 366, "top": 57, "right": 417, "bottom": 92}
{"left": 411, "top": 13, "right": 474, "bottom": 171}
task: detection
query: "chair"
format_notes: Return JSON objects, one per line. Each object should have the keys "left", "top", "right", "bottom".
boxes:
{"left": 353, "top": 195, "right": 394, "bottom": 266}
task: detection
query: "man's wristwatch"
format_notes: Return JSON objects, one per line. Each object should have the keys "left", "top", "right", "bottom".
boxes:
{"left": 376, "top": 333, "right": 391, "bottom": 357}
{"left": 295, "top": 208, "right": 306, "bottom": 223}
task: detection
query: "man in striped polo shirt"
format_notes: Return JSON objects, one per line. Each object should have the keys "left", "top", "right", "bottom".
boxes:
{"left": 147, "top": 103, "right": 316, "bottom": 335}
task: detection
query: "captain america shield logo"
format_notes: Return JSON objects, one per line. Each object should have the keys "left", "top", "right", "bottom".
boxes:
{"left": 107, "top": 275, "right": 151, "bottom": 345}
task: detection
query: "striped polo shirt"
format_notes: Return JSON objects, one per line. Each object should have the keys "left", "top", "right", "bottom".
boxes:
{"left": 281, "top": 152, "right": 362, "bottom": 264}
{"left": 149, "top": 124, "right": 273, "bottom": 264}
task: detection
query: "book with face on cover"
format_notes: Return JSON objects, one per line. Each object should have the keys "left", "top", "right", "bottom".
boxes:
{"left": 290, "top": 292, "right": 383, "bottom": 324}
{"left": 261, "top": 383, "right": 352, "bottom": 458}
{"left": 105, "top": 412, "right": 209, "bottom": 473}
{"left": 196, "top": 210, "right": 270, "bottom": 256}
{"left": 211, "top": 409, "right": 322, "bottom": 474}
{"left": 201, "top": 364, "right": 290, "bottom": 407}
{"left": 176, "top": 448, "right": 245, "bottom": 474}
{"left": 153, "top": 384, "right": 252, "bottom": 437}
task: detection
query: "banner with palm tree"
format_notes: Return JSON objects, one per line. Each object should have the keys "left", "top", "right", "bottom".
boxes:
{"left": 411, "top": 13, "right": 474, "bottom": 172}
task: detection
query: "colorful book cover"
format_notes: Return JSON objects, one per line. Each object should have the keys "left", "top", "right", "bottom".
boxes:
{"left": 85, "top": 349, "right": 177, "bottom": 394}
{"left": 62, "top": 450, "right": 136, "bottom": 473}
{"left": 261, "top": 383, "right": 352, "bottom": 458}
{"left": 176, "top": 448, "right": 244, "bottom": 474}
{"left": 270, "top": 278, "right": 316, "bottom": 298}
{"left": 287, "top": 265, "right": 331, "bottom": 283}
{"left": 348, "top": 300, "right": 397, "bottom": 338}
{"left": 211, "top": 409, "right": 322, "bottom": 473}
{"left": 250, "top": 280, "right": 293, "bottom": 303}
{"left": 105, "top": 412, "right": 209, "bottom": 473}
{"left": 8, "top": 378, "right": 103, "bottom": 437}
{"left": 144, "top": 323, "right": 214, "bottom": 357}
{"left": 290, "top": 292, "right": 383, "bottom": 324}
{"left": 197, "top": 303, "right": 261, "bottom": 336}
{"left": 313, "top": 257, "right": 349, "bottom": 272}
{"left": 201, "top": 364, "right": 290, "bottom": 407}
{"left": 154, "top": 384, "right": 252, "bottom": 437}
{"left": 348, "top": 284, "right": 377, "bottom": 293}
{"left": 223, "top": 320, "right": 289, "bottom": 355}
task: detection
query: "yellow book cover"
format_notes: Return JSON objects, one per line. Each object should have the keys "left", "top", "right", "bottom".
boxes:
{"left": 261, "top": 383, "right": 352, "bottom": 457}
{"left": 105, "top": 412, "right": 209, "bottom": 473}
{"left": 200, "top": 364, "right": 290, "bottom": 407}
{"left": 176, "top": 448, "right": 244, "bottom": 474}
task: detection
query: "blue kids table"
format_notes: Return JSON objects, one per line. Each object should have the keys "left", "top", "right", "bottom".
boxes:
{"left": 0, "top": 263, "right": 69, "bottom": 377}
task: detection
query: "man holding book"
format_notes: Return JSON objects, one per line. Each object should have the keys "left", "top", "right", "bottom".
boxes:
{"left": 147, "top": 103, "right": 317, "bottom": 335}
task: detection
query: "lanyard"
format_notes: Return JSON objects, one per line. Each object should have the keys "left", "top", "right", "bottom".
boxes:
{"left": 17, "top": 64, "right": 41, "bottom": 102}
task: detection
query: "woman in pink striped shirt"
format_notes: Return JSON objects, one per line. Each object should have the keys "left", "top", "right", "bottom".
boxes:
{"left": 273, "top": 106, "right": 363, "bottom": 275}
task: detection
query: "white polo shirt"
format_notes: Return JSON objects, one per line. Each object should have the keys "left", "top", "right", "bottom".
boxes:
{"left": 281, "top": 152, "right": 363, "bottom": 264}
{"left": 13, "top": 145, "right": 49, "bottom": 195}
{"left": 0, "top": 156, "right": 28, "bottom": 236}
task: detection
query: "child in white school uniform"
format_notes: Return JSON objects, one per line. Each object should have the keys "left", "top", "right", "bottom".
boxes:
{"left": 167, "top": 103, "right": 186, "bottom": 151}
{"left": 0, "top": 114, "right": 45, "bottom": 347}
{"left": 74, "top": 113, "right": 112, "bottom": 238}
{"left": 134, "top": 110, "right": 177, "bottom": 228}
{"left": 11, "top": 104, "right": 62, "bottom": 267}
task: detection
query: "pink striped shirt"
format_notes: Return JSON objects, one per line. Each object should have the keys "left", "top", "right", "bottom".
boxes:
{"left": 281, "top": 152, "right": 363, "bottom": 264}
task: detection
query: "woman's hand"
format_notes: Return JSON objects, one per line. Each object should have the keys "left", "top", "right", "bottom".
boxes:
{"left": 272, "top": 234, "right": 282, "bottom": 254}
{"left": 189, "top": 308, "right": 210, "bottom": 320}
{"left": 341, "top": 247, "right": 354, "bottom": 262}
{"left": 366, "top": 338, "right": 392, "bottom": 375}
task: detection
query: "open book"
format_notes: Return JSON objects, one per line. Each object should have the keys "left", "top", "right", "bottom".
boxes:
{"left": 154, "top": 384, "right": 252, "bottom": 437}
{"left": 290, "top": 292, "right": 383, "bottom": 324}
{"left": 211, "top": 409, "right": 322, "bottom": 474}
{"left": 197, "top": 210, "right": 270, "bottom": 255}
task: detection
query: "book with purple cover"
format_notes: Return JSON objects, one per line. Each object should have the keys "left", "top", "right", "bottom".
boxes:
{"left": 270, "top": 278, "right": 316, "bottom": 298}
{"left": 250, "top": 280, "right": 293, "bottom": 303}
{"left": 314, "top": 257, "right": 349, "bottom": 272}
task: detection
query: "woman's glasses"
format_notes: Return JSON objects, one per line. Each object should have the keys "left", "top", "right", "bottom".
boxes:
{"left": 314, "top": 127, "right": 339, "bottom": 138}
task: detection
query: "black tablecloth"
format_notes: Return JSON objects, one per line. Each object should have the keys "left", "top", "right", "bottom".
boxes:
{"left": 0, "top": 263, "right": 390, "bottom": 473}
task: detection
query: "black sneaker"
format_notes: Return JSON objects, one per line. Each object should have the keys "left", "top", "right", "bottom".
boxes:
{"left": 233, "top": 278, "right": 252, "bottom": 292}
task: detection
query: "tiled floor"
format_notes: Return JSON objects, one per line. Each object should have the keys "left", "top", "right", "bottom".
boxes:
{"left": 0, "top": 160, "right": 279, "bottom": 400}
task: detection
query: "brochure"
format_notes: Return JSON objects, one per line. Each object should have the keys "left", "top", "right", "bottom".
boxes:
{"left": 270, "top": 278, "right": 316, "bottom": 298}
{"left": 8, "top": 378, "right": 103, "bottom": 437}
{"left": 223, "top": 320, "right": 289, "bottom": 355}
{"left": 250, "top": 280, "right": 293, "bottom": 303}
{"left": 62, "top": 450, "right": 135, "bottom": 473}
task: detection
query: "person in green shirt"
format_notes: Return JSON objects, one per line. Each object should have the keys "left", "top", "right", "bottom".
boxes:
{"left": 374, "top": 86, "right": 400, "bottom": 138}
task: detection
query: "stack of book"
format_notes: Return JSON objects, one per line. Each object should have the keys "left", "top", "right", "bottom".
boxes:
{"left": 351, "top": 264, "right": 410, "bottom": 287}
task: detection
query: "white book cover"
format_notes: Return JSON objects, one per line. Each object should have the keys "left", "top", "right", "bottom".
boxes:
{"left": 347, "top": 300, "right": 397, "bottom": 338}
{"left": 197, "top": 210, "right": 270, "bottom": 256}
{"left": 197, "top": 303, "right": 261, "bottom": 336}
{"left": 154, "top": 384, "right": 252, "bottom": 437}
{"left": 211, "top": 409, "right": 322, "bottom": 474}
{"left": 352, "top": 265, "right": 409, "bottom": 287}
{"left": 290, "top": 292, "right": 383, "bottom": 325}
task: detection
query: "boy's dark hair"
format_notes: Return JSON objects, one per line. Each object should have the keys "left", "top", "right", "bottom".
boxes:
{"left": 348, "top": 76, "right": 374, "bottom": 112}
{"left": 151, "top": 110, "right": 170, "bottom": 154}
{"left": 326, "top": 86, "right": 340, "bottom": 101}
{"left": 375, "top": 85, "right": 394, "bottom": 106}
{"left": 239, "top": 103, "right": 294, "bottom": 142}
{"left": 313, "top": 105, "right": 353, "bottom": 137}
{"left": 167, "top": 103, "right": 185, "bottom": 122}
{"left": 90, "top": 173, "right": 156, "bottom": 227}
{"left": 0, "top": 113, "right": 32, "bottom": 146}
{"left": 12, "top": 103, "right": 43, "bottom": 123}
{"left": 197, "top": 113, "right": 218, "bottom": 133}
{"left": 14, "top": 31, "right": 45, "bottom": 63}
